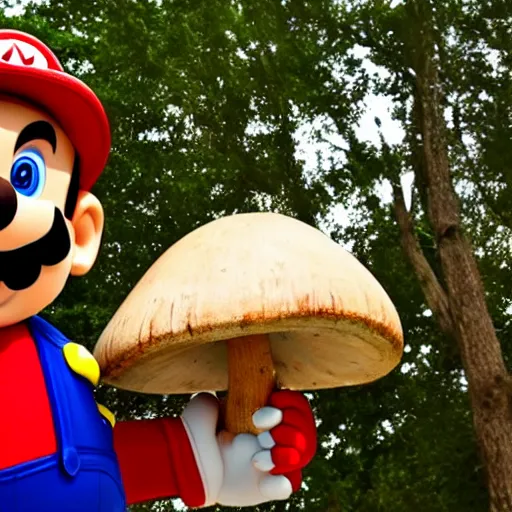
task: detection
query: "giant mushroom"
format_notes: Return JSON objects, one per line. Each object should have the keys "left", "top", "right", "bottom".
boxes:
{"left": 93, "top": 213, "right": 404, "bottom": 434}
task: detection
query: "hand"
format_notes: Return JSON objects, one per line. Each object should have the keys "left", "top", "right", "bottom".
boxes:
{"left": 181, "top": 391, "right": 317, "bottom": 508}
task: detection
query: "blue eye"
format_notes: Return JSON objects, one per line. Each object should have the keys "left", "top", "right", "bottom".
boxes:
{"left": 10, "top": 148, "right": 46, "bottom": 198}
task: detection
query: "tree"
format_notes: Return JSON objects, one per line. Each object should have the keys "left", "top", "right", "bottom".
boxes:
{"left": 405, "top": 4, "right": 512, "bottom": 509}
{"left": 325, "top": 1, "right": 512, "bottom": 509}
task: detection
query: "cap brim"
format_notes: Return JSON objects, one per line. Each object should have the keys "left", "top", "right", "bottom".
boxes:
{"left": 0, "top": 63, "right": 110, "bottom": 191}
{"left": 97, "top": 315, "right": 403, "bottom": 395}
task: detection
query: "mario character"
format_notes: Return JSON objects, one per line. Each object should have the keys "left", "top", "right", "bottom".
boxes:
{"left": 0, "top": 30, "right": 317, "bottom": 511}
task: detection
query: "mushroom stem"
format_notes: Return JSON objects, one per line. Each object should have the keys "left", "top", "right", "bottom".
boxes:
{"left": 224, "top": 333, "right": 276, "bottom": 435}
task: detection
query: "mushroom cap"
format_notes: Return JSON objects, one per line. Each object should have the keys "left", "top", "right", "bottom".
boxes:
{"left": 93, "top": 212, "right": 403, "bottom": 394}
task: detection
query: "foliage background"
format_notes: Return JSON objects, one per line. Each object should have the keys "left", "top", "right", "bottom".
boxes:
{"left": 1, "top": 0, "right": 510, "bottom": 510}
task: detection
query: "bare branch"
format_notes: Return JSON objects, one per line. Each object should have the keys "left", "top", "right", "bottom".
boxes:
{"left": 392, "top": 181, "right": 455, "bottom": 337}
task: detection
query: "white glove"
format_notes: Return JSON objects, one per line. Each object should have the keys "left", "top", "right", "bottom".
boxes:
{"left": 181, "top": 393, "right": 294, "bottom": 508}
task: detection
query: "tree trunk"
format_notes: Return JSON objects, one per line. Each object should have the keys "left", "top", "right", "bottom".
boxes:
{"left": 326, "top": 492, "right": 343, "bottom": 512}
{"left": 404, "top": 10, "right": 512, "bottom": 510}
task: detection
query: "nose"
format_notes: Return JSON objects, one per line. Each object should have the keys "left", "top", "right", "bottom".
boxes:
{"left": 0, "top": 177, "right": 17, "bottom": 230}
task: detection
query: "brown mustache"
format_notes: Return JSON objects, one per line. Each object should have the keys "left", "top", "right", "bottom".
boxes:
{"left": 0, "top": 207, "right": 71, "bottom": 290}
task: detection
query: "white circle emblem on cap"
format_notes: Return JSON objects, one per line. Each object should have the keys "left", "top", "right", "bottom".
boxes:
{"left": 0, "top": 39, "right": 48, "bottom": 70}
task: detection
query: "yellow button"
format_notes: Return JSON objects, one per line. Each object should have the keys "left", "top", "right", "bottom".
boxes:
{"left": 97, "top": 403, "right": 116, "bottom": 428}
{"left": 63, "top": 342, "right": 101, "bottom": 387}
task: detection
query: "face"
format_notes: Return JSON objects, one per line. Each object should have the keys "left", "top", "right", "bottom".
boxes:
{"left": 0, "top": 96, "right": 104, "bottom": 327}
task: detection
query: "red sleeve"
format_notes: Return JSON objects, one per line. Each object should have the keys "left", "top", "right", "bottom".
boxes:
{"left": 113, "top": 417, "right": 206, "bottom": 508}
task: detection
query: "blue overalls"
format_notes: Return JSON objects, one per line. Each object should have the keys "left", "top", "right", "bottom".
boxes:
{"left": 0, "top": 316, "right": 127, "bottom": 512}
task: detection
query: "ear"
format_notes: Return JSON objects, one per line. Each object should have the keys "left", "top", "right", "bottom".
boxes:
{"left": 70, "top": 191, "right": 104, "bottom": 276}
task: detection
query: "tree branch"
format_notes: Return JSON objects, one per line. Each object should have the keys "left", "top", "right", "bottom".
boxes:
{"left": 392, "top": 181, "right": 455, "bottom": 337}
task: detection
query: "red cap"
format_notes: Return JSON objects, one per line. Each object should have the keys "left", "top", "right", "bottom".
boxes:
{"left": 0, "top": 30, "right": 111, "bottom": 191}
